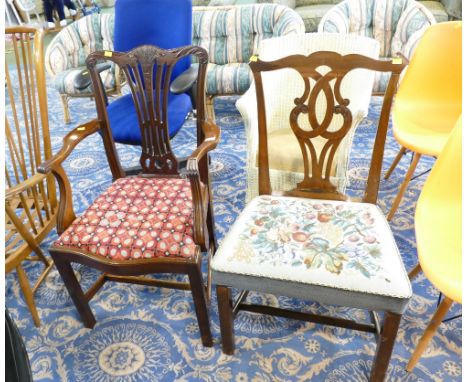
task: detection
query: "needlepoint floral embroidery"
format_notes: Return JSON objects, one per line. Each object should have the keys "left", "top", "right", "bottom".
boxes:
{"left": 227, "top": 196, "right": 388, "bottom": 279}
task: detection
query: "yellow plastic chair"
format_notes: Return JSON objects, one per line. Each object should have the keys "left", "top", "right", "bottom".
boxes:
{"left": 386, "top": 21, "right": 462, "bottom": 220}
{"left": 406, "top": 116, "right": 461, "bottom": 372}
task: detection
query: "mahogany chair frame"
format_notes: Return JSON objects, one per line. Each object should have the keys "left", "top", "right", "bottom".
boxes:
{"left": 216, "top": 52, "right": 406, "bottom": 380}
{"left": 5, "top": 27, "right": 57, "bottom": 327}
{"left": 39, "top": 45, "right": 220, "bottom": 347}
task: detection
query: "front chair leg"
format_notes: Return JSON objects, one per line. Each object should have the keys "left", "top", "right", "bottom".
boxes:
{"left": 16, "top": 265, "right": 41, "bottom": 327}
{"left": 188, "top": 264, "right": 213, "bottom": 347}
{"left": 370, "top": 312, "right": 402, "bottom": 382}
{"left": 52, "top": 255, "right": 96, "bottom": 328}
{"left": 216, "top": 285, "right": 235, "bottom": 355}
{"left": 59, "top": 94, "right": 71, "bottom": 124}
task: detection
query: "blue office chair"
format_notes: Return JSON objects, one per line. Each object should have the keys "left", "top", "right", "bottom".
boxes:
{"left": 110, "top": 0, "right": 193, "bottom": 145}
{"left": 76, "top": 0, "right": 194, "bottom": 146}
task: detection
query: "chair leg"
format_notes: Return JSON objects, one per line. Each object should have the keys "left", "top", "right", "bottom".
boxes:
{"left": 408, "top": 263, "right": 422, "bottom": 280}
{"left": 407, "top": 297, "right": 453, "bottom": 372}
{"left": 387, "top": 153, "right": 421, "bottom": 221}
{"left": 59, "top": 94, "right": 71, "bottom": 124}
{"left": 370, "top": 312, "right": 402, "bottom": 382}
{"left": 207, "top": 200, "right": 218, "bottom": 251}
{"left": 206, "top": 95, "right": 215, "bottom": 121}
{"left": 188, "top": 265, "right": 213, "bottom": 347}
{"left": 216, "top": 285, "right": 235, "bottom": 355}
{"left": 385, "top": 147, "right": 407, "bottom": 180}
{"left": 53, "top": 256, "right": 96, "bottom": 328}
{"left": 16, "top": 265, "right": 41, "bottom": 327}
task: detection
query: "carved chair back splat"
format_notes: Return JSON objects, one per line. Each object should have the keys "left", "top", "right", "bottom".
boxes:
{"left": 251, "top": 52, "right": 405, "bottom": 204}
{"left": 86, "top": 45, "right": 209, "bottom": 178}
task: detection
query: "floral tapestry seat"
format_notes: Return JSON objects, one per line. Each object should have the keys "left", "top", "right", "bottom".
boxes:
{"left": 53, "top": 177, "right": 196, "bottom": 261}
{"left": 212, "top": 195, "right": 412, "bottom": 313}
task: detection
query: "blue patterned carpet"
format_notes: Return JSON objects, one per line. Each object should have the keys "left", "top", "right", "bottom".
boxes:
{"left": 6, "top": 81, "right": 462, "bottom": 381}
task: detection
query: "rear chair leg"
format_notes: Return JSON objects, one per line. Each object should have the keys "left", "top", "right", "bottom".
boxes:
{"left": 385, "top": 147, "right": 407, "bottom": 179}
{"left": 188, "top": 265, "right": 213, "bottom": 347}
{"left": 370, "top": 312, "right": 402, "bottom": 382}
{"left": 17, "top": 265, "right": 41, "bottom": 327}
{"left": 387, "top": 153, "right": 421, "bottom": 221}
{"left": 52, "top": 256, "right": 96, "bottom": 328}
{"left": 216, "top": 285, "right": 235, "bottom": 355}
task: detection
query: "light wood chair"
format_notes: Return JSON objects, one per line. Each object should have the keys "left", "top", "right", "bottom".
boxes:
{"left": 5, "top": 27, "right": 57, "bottom": 327}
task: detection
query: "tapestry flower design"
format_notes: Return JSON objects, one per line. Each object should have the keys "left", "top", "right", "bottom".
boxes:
{"left": 229, "top": 196, "right": 387, "bottom": 280}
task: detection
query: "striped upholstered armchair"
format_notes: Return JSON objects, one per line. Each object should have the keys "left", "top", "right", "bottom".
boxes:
{"left": 45, "top": 13, "right": 121, "bottom": 123}
{"left": 192, "top": 4, "right": 305, "bottom": 118}
{"left": 318, "top": 0, "right": 436, "bottom": 94}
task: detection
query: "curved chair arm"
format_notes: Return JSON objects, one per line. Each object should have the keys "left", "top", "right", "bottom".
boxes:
{"left": 38, "top": 119, "right": 101, "bottom": 234}
{"left": 187, "top": 119, "right": 220, "bottom": 168}
{"left": 185, "top": 119, "right": 220, "bottom": 249}
{"left": 5, "top": 173, "right": 48, "bottom": 200}
{"left": 38, "top": 120, "right": 101, "bottom": 174}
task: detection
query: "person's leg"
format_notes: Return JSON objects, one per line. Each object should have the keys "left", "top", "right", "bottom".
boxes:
{"left": 55, "top": 0, "right": 66, "bottom": 20}
{"left": 43, "top": 0, "right": 54, "bottom": 22}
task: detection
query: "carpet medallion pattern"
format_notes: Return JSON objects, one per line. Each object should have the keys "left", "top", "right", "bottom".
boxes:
{"left": 5, "top": 79, "right": 461, "bottom": 381}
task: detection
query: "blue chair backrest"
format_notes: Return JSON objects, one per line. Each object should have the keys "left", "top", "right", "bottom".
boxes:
{"left": 114, "top": 0, "right": 192, "bottom": 81}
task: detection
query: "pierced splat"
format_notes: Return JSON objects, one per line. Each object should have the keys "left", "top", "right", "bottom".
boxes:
{"left": 86, "top": 45, "right": 208, "bottom": 176}
{"left": 251, "top": 51, "right": 405, "bottom": 202}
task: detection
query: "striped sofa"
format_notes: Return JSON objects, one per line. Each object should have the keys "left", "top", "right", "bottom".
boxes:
{"left": 193, "top": 0, "right": 461, "bottom": 32}
{"left": 318, "top": 0, "right": 436, "bottom": 93}
{"left": 45, "top": 13, "right": 119, "bottom": 123}
{"left": 192, "top": 4, "right": 305, "bottom": 117}
{"left": 46, "top": 5, "right": 304, "bottom": 123}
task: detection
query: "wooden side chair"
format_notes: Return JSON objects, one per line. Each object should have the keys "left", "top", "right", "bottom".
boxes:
{"left": 38, "top": 45, "right": 220, "bottom": 347}
{"left": 212, "top": 52, "right": 411, "bottom": 381}
{"left": 5, "top": 27, "right": 57, "bottom": 327}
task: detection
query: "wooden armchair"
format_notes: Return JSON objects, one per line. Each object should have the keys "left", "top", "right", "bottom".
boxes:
{"left": 212, "top": 52, "right": 411, "bottom": 381}
{"left": 5, "top": 27, "right": 57, "bottom": 327}
{"left": 39, "top": 45, "right": 220, "bottom": 347}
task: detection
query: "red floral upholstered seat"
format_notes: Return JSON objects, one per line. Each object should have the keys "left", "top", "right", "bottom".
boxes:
{"left": 54, "top": 177, "right": 196, "bottom": 260}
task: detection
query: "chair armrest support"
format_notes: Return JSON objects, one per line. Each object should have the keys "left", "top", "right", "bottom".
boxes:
{"left": 186, "top": 119, "right": 220, "bottom": 172}
{"left": 185, "top": 119, "right": 220, "bottom": 249}
{"left": 169, "top": 65, "right": 198, "bottom": 95}
{"left": 38, "top": 119, "right": 101, "bottom": 174}
{"left": 38, "top": 119, "right": 101, "bottom": 235}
